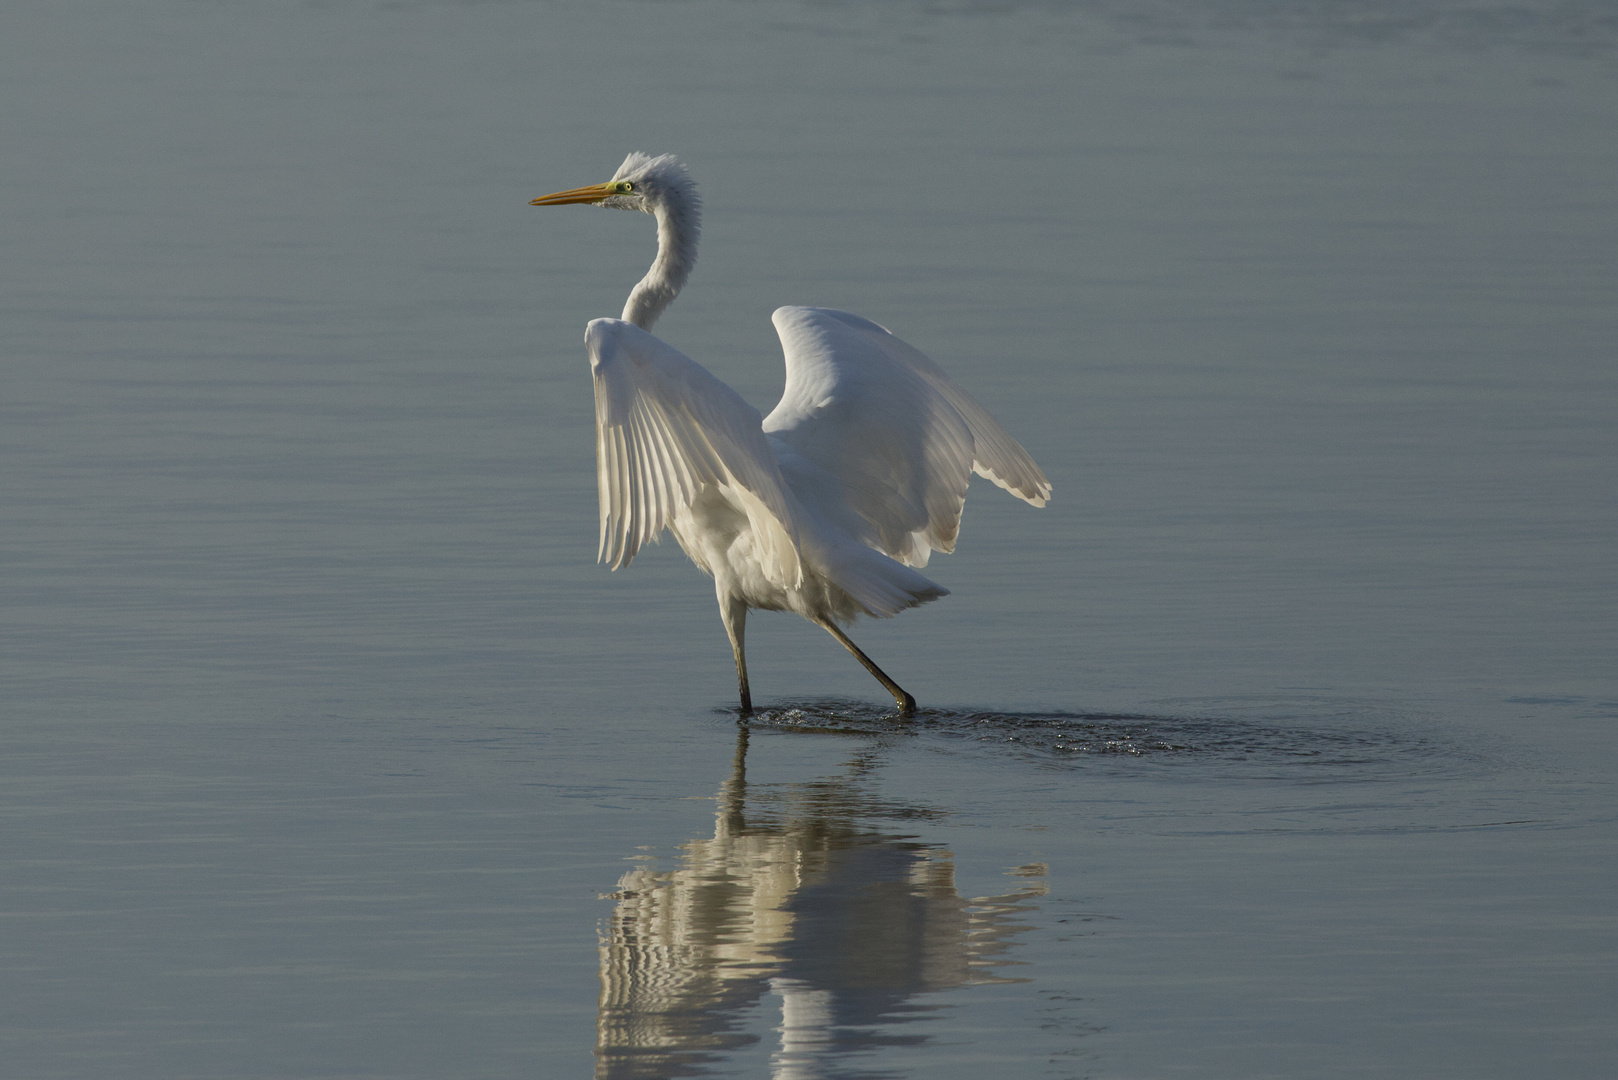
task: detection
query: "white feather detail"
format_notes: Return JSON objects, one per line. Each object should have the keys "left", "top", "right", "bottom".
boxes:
{"left": 763, "top": 306, "right": 1050, "bottom": 569}
{"left": 586, "top": 319, "right": 802, "bottom": 589}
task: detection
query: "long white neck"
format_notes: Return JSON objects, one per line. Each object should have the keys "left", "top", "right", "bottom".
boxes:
{"left": 623, "top": 198, "right": 700, "bottom": 331}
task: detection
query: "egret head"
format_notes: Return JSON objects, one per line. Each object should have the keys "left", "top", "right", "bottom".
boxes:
{"left": 530, "top": 152, "right": 698, "bottom": 219}
{"left": 531, "top": 153, "right": 702, "bottom": 330}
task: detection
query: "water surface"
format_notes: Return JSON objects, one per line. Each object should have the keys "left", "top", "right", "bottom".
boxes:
{"left": 2, "top": 1, "right": 1614, "bottom": 1077}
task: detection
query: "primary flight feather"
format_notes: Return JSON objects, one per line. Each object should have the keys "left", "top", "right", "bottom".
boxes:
{"left": 532, "top": 152, "right": 1049, "bottom": 713}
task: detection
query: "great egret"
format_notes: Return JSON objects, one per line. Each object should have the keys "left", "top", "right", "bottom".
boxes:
{"left": 531, "top": 153, "right": 1049, "bottom": 714}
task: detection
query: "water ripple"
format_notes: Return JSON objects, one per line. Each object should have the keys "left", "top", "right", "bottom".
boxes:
{"left": 740, "top": 698, "right": 1484, "bottom": 781}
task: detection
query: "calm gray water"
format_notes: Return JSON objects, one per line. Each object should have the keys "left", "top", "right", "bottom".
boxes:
{"left": 3, "top": 1, "right": 1615, "bottom": 1077}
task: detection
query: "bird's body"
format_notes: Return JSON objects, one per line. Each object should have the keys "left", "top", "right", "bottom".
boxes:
{"left": 533, "top": 154, "right": 1049, "bottom": 713}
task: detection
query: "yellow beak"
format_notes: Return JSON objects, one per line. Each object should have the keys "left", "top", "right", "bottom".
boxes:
{"left": 529, "top": 182, "right": 616, "bottom": 206}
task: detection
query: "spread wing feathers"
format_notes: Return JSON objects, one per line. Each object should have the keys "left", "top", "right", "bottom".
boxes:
{"left": 762, "top": 306, "right": 1051, "bottom": 569}
{"left": 584, "top": 319, "right": 802, "bottom": 585}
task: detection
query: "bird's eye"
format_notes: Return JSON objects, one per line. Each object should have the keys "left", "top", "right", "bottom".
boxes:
{"left": 619, "top": 181, "right": 635, "bottom": 193}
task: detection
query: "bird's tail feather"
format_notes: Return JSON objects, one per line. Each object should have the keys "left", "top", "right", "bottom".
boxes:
{"left": 820, "top": 542, "right": 949, "bottom": 621}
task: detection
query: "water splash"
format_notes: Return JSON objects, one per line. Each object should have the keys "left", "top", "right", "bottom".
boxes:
{"left": 736, "top": 698, "right": 1482, "bottom": 781}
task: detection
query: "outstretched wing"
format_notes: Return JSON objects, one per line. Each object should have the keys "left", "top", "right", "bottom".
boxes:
{"left": 585, "top": 319, "right": 801, "bottom": 586}
{"left": 762, "top": 306, "right": 1049, "bottom": 569}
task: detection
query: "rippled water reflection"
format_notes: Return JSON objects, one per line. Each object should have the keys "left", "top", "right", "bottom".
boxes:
{"left": 596, "top": 729, "right": 1045, "bottom": 1078}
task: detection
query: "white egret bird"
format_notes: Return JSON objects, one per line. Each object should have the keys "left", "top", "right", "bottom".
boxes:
{"left": 531, "top": 153, "right": 1049, "bottom": 714}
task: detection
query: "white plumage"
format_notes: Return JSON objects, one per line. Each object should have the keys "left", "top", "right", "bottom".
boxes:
{"left": 534, "top": 154, "right": 1049, "bottom": 713}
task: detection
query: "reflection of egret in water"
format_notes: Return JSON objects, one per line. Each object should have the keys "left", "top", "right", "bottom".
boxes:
{"left": 595, "top": 728, "right": 1048, "bottom": 1079}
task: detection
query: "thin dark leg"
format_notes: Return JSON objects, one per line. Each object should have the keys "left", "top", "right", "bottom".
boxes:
{"left": 720, "top": 595, "right": 752, "bottom": 713}
{"left": 816, "top": 619, "right": 917, "bottom": 715}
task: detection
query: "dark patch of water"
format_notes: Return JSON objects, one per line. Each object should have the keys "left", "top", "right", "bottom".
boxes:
{"left": 737, "top": 698, "right": 1483, "bottom": 782}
